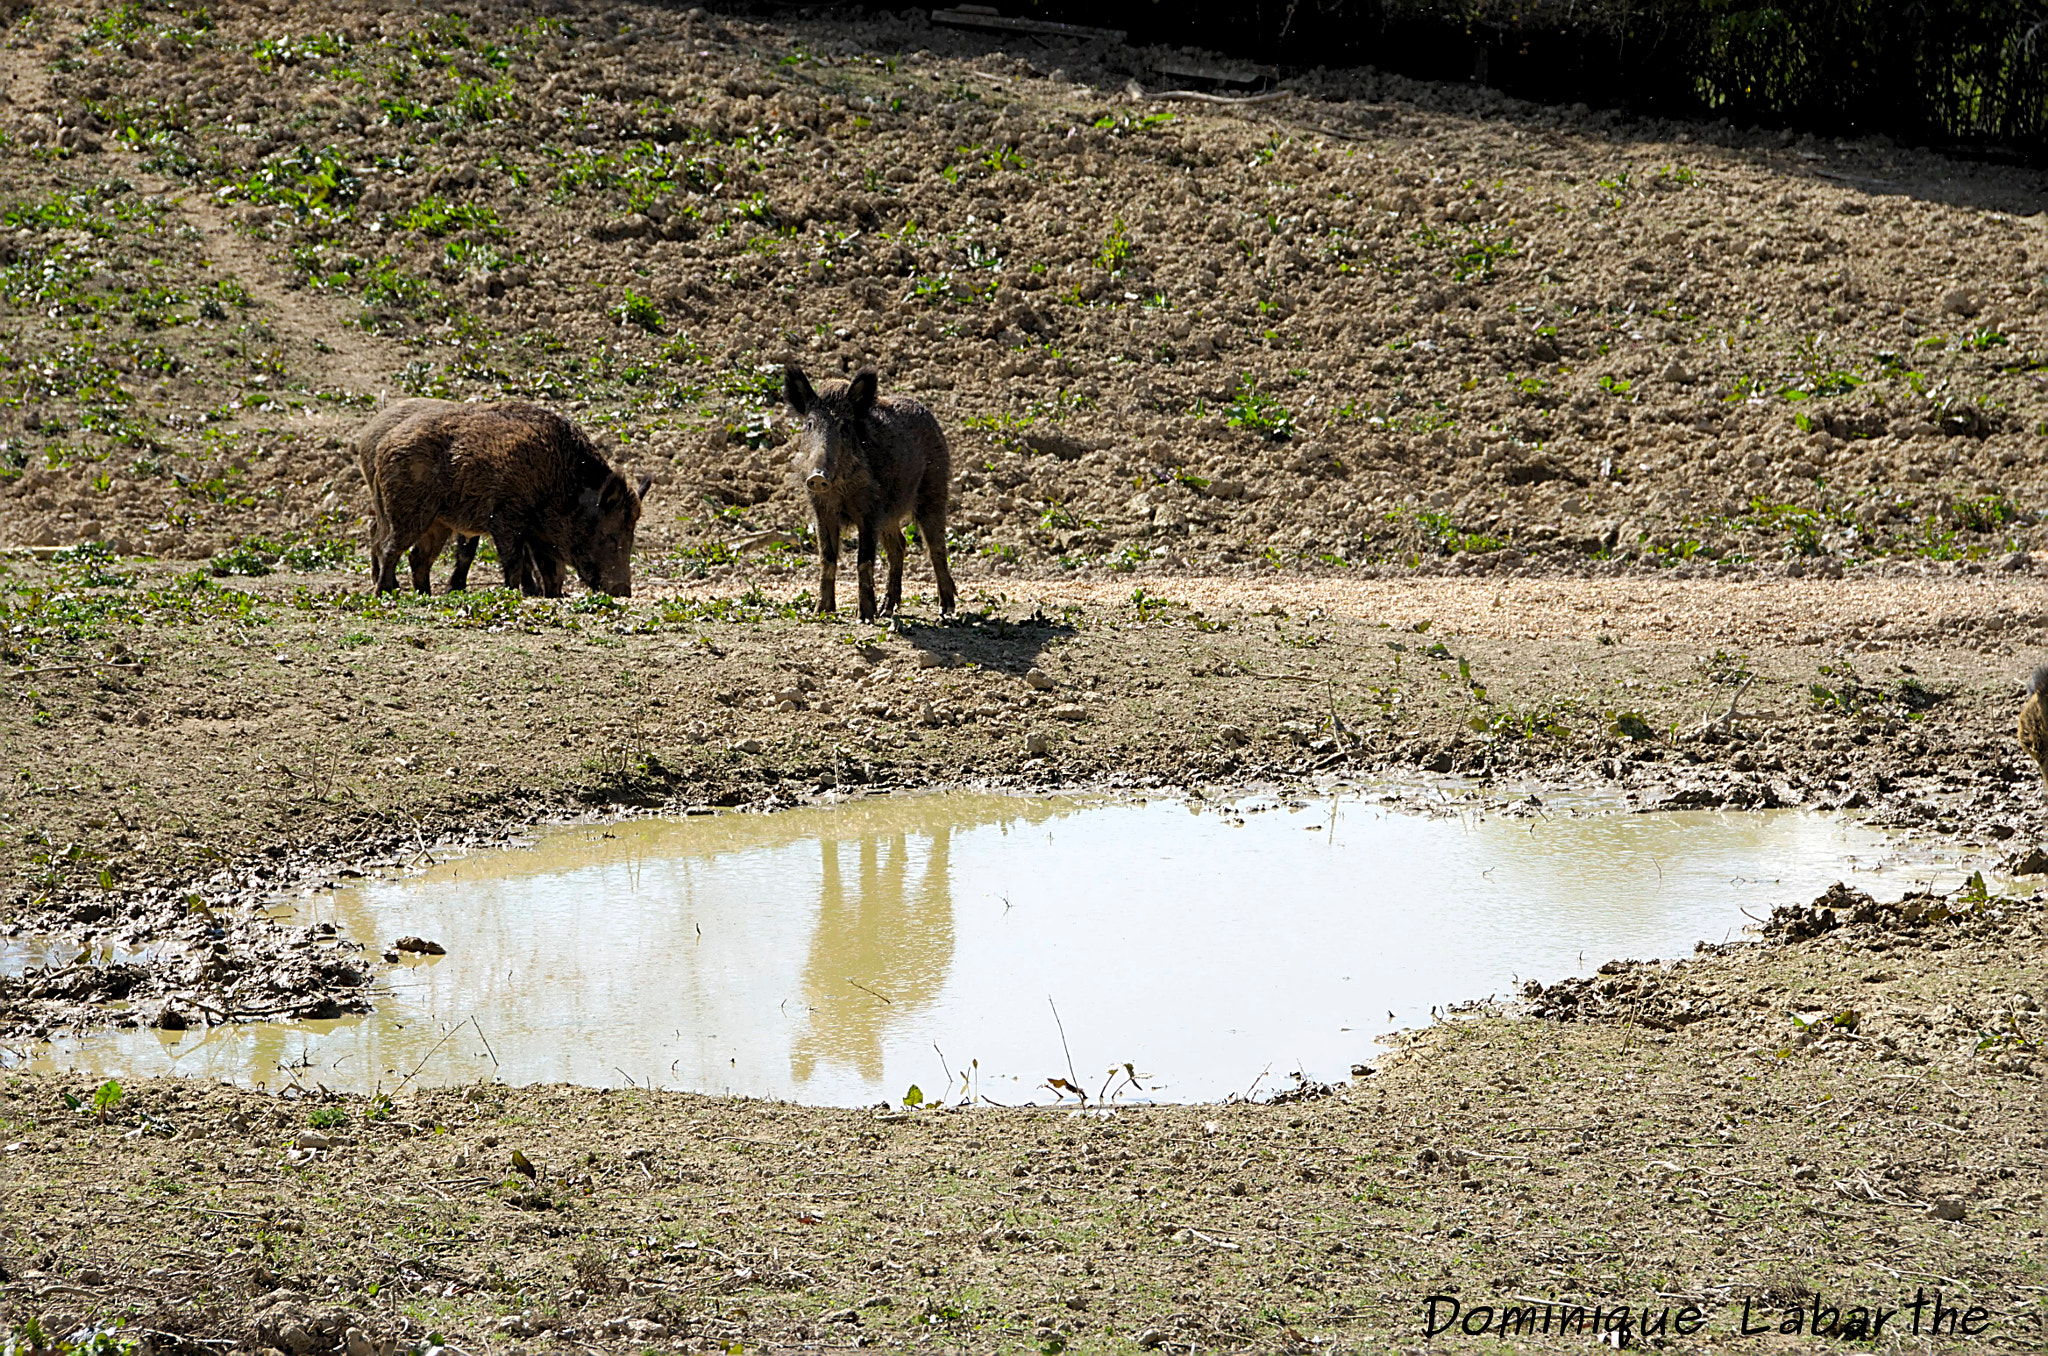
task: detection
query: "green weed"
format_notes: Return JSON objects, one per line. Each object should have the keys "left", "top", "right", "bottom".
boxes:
{"left": 1223, "top": 377, "right": 1295, "bottom": 440}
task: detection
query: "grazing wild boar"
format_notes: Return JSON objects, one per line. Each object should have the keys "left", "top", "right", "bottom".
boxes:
{"left": 783, "top": 366, "right": 955, "bottom": 621}
{"left": 2019, "top": 665, "right": 2048, "bottom": 788}
{"left": 355, "top": 398, "right": 650, "bottom": 597}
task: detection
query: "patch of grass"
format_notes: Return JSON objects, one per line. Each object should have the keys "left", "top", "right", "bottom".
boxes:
{"left": 229, "top": 145, "right": 362, "bottom": 224}
{"left": 397, "top": 195, "right": 507, "bottom": 240}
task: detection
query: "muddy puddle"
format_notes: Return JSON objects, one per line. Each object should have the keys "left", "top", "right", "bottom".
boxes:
{"left": 21, "top": 792, "right": 1956, "bottom": 1104}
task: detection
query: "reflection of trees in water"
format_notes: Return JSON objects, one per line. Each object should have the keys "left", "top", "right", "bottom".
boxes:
{"left": 791, "top": 825, "right": 954, "bottom": 1085}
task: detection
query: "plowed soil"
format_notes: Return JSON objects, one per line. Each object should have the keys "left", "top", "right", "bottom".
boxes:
{"left": 1, "top": 0, "right": 2045, "bottom": 1352}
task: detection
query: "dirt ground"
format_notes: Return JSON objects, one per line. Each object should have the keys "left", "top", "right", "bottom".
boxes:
{"left": 3, "top": 0, "right": 2048, "bottom": 1351}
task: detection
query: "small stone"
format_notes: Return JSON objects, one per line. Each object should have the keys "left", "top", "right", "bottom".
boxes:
{"left": 1660, "top": 358, "right": 1694, "bottom": 385}
{"left": 1024, "top": 667, "right": 1055, "bottom": 690}
{"left": 623, "top": 1319, "right": 667, "bottom": 1340}
{"left": 76, "top": 1267, "right": 105, "bottom": 1287}
{"left": 776, "top": 699, "right": 798, "bottom": 713}
{"left": 733, "top": 738, "right": 763, "bottom": 754}
{"left": 858, "top": 1295, "right": 893, "bottom": 1309}
{"left": 1025, "top": 729, "right": 1051, "bottom": 756}
{"left": 2003, "top": 550, "right": 2031, "bottom": 571}
{"left": 393, "top": 936, "right": 445, "bottom": 956}
{"left": 1137, "top": 1330, "right": 1167, "bottom": 1350}
{"left": 2010, "top": 847, "right": 2048, "bottom": 875}
{"left": 1216, "top": 723, "right": 1249, "bottom": 747}
{"left": 1929, "top": 1196, "right": 1966, "bottom": 1221}
{"left": 825, "top": 1309, "right": 859, "bottom": 1324}
{"left": 1940, "top": 288, "right": 1980, "bottom": 317}
{"left": 294, "top": 1131, "right": 331, "bottom": 1150}
{"left": 1049, "top": 703, "right": 1088, "bottom": 722}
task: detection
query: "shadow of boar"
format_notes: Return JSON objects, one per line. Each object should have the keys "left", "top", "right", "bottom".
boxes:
{"left": 784, "top": 366, "right": 955, "bottom": 621}
{"left": 355, "top": 398, "right": 650, "bottom": 597}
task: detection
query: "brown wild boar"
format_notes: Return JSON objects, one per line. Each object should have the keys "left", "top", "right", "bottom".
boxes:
{"left": 783, "top": 366, "right": 955, "bottom": 621}
{"left": 355, "top": 398, "right": 650, "bottom": 597}
{"left": 2019, "top": 665, "right": 2048, "bottom": 789}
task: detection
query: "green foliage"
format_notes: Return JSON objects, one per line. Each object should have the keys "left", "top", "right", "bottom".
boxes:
{"left": 251, "top": 31, "right": 352, "bottom": 68}
{"left": 91, "top": 1079, "right": 123, "bottom": 1118}
{"left": 211, "top": 531, "right": 358, "bottom": 576}
{"left": 1809, "top": 658, "right": 1872, "bottom": 714}
{"left": 307, "top": 1105, "right": 350, "bottom": 1130}
{"left": 1396, "top": 507, "right": 1507, "bottom": 555}
{"left": 1606, "top": 710, "right": 1655, "bottom": 741}
{"left": 1094, "top": 217, "right": 1134, "bottom": 274}
{"left": 1949, "top": 493, "right": 2015, "bottom": 532}
{"left": 397, "top": 196, "right": 507, "bottom": 240}
{"left": 232, "top": 146, "right": 362, "bottom": 224}
{"left": 612, "top": 290, "right": 664, "bottom": 332}
{"left": 1223, "top": 376, "right": 1295, "bottom": 440}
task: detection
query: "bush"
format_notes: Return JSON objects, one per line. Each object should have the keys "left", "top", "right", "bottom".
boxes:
{"left": 1022, "top": 0, "right": 2048, "bottom": 152}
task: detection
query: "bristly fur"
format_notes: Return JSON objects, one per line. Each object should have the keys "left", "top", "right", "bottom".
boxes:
{"left": 356, "top": 398, "right": 649, "bottom": 597}
{"left": 2029, "top": 666, "right": 2048, "bottom": 697}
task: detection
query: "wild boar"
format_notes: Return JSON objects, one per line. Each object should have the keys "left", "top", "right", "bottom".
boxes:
{"left": 354, "top": 398, "right": 651, "bottom": 597}
{"left": 2019, "top": 665, "right": 2048, "bottom": 789}
{"left": 783, "top": 366, "right": 955, "bottom": 621}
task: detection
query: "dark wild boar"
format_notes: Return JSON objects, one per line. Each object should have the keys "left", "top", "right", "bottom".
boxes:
{"left": 2019, "top": 664, "right": 2048, "bottom": 789}
{"left": 783, "top": 366, "right": 955, "bottom": 621}
{"left": 355, "top": 398, "right": 650, "bottom": 597}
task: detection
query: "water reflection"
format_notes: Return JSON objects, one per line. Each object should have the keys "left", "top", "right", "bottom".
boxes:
{"left": 793, "top": 823, "right": 955, "bottom": 1085}
{"left": 18, "top": 796, "right": 1923, "bottom": 1104}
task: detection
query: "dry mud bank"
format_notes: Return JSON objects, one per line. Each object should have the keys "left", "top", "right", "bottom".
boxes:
{"left": 0, "top": 890, "right": 2042, "bottom": 1356}
{"left": 3, "top": 561, "right": 2048, "bottom": 1352}
{"left": 3, "top": 0, "right": 2048, "bottom": 1348}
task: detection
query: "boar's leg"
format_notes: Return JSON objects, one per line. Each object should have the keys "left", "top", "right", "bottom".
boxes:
{"left": 370, "top": 517, "right": 413, "bottom": 594}
{"left": 918, "top": 507, "right": 957, "bottom": 615}
{"left": 533, "top": 550, "right": 567, "bottom": 598}
{"left": 880, "top": 524, "right": 907, "bottom": 617}
{"left": 813, "top": 505, "right": 841, "bottom": 615}
{"left": 855, "top": 515, "right": 881, "bottom": 622}
{"left": 447, "top": 534, "right": 479, "bottom": 592}
{"left": 409, "top": 522, "right": 453, "bottom": 594}
{"left": 496, "top": 534, "right": 539, "bottom": 595}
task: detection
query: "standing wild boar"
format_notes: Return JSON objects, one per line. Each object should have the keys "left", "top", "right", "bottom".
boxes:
{"left": 783, "top": 366, "right": 955, "bottom": 621}
{"left": 354, "top": 398, "right": 650, "bottom": 597}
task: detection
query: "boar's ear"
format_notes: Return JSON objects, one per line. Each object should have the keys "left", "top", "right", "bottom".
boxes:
{"left": 784, "top": 365, "right": 815, "bottom": 415}
{"left": 635, "top": 473, "right": 654, "bottom": 502}
{"left": 848, "top": 369, "right": 878, "bottom": 416}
